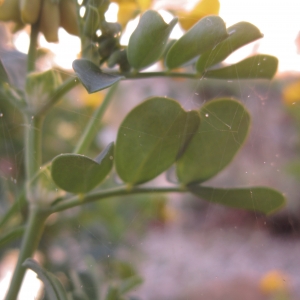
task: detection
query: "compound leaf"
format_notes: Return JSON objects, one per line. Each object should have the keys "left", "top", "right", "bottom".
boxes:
{"left": 177, "top": 99, "right": 250, "bottom": 184}
{"left": 188, "top": 186, "right": 285, "bottom": 215}
{"left": 115, "top": 97, "right": 200, "bottom": 185}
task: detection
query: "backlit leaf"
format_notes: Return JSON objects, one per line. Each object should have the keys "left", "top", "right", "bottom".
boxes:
{"left": 165, "top": 15, "right": 228, "bottom": 69}
{"left": 188, "top": 186, "right": 285, "bottom": 215}
{"left": 196, "top": 22, "right": 263, "bottom": 72}
{"left": 51, "top": 143, "right": 114, "bottom": 193}
{"left": 73, "top": 59, "right": 124, "bottom": 93}
{"left": 127, "top": 10, "right": 177, "bottom": 70}
{"left": 177, "top": 99, "right": 250, "bottom": 184}
{"left": 115, "top": 97, "right": 200, "bottom": 185}
{"left": 204, "top": 55, "right": 278, "bottom": 79}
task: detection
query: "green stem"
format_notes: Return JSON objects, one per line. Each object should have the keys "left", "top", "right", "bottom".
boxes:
{"left": 51, "top": 185, "right": 186, "bottom": 213}
{"left": 73, "top": 83, "right": 118, "bottom": 154}
{"left": 24, "top": 114, "right": 43, "bottom": 181}
{"left": 27, "top": 23, "right": 40, "bottom": 73}
{"left": 4, "top": 208, "right": 49, "bottom": 300}
{"left": 106, "top": 71, "right": 202, "bottom": 80}
{"left": 37, "top": 76, "right": 79, "bottom": 116}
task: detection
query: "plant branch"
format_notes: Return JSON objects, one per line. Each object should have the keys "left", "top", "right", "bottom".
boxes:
{"left": 37, "top": 76, "right": 79, "bottom": 116}
{"left": 73, "top": 83, "right": 118, "bottom": 154}
{"left": 24, "top": 114, "right": 43, "bottom": 181}
{"left": 4, "top": 208, "right": 48, "bottom": 300}
{"left": 107, "top": 71, "right": 203, "bottom": 80}
{"left": 50, "top": 185, "right": 186, "bottom": 213}
{"left": 27, "top": 23, "right": 40, "bottom": 73}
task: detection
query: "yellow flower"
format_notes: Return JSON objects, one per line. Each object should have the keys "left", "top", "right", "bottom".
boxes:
{"left": 177, "top": 0, "right": 220, "bottom": 31}
{"left": 260, "top": 270, "right": 289, "bottom": 295}
{"left": 111, "top": 0, "right": 153, "bottom": 28}
{"left": 117, "top": 0, "right": 139, "bottom": 28}
{"left": 282, "top": 80, "right": 300, "bottom": 105}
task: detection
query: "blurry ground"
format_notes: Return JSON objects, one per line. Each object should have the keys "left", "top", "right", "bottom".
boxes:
{"left": 135, "top": 206, "right": 300, "bottom": 300}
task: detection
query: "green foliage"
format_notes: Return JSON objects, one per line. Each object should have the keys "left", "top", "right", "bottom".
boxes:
{"left": 196, "top": 21, "right": 263, "bottom": 72}
{"left": 73, "top": 59, "right": 123, "bottom": 93}
{"left": 0, "top": 4, "right": 285, "bottom": 300}
{"left": 115, "top": 97, "right": 200, "bottom": 185}
{"left": 165, "top": 16, "right": 228, "bottom": 69}
{"left": 51, "top": 143, "right": 114, "bottom": 194}
{"left": 177, "top": 99, "right": 250, "bottom": 184}
{"left": 127, "top": 10, "right": 177, "bottom": 70}
{"left": 203, "top": 54, "right": 278, "bottom": 80}
{"left": 188, "top": 186, "right": 285, "bottom": 215}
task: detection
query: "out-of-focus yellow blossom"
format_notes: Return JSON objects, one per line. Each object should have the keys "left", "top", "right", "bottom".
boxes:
{"left": 111, "top": 0, "right": 152, "bottom": 28}
{"left": 282, "top": 80, "right": 300, "bottom": 105}
{"left": 136, "top": 0, "right": 152, "bottom": 11}
{"left": 160, "top": 204, "right": 178, "bottom": 223}
{"left": 116, "top": 0, "right": 139, "bottom": 28}
{"left": 177, "top": 0, "right": 220, "bottom": 31}
{"left": 260, "top": 270, "right": 289, "bottom": 295}
{"left": 77, "top": 87, "right": 105, "bottom": 107}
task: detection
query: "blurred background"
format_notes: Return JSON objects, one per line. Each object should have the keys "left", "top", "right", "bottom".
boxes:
{"left": 1, "top": 0, "right": 300, "bottom": 299}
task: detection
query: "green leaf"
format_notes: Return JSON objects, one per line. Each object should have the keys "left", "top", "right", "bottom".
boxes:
{"left": 177, "top": 99, "right": 250, "bottom": 184}
{"left": 23, "top": 258, "right": 68, "bottom": 300}
{"left": 127, "top": 10, "right": 177, "bottom": 70}
{"left": 0, "top": 59, "right": 10, "bottom": 84}
{"left": 51, "top": 142, "right": 114, "bottom": 193}
{"left": 188, "top": 186, "right": 285, "bottom": 215}
{"left": 204, "top": 54, "right": 278, "bottom": 79}
{"left": 72, "top": 59, "right": 124, "bottom": 93}
{"left": 115, "top": 97, "right": 200, "bottom": 185}
{"left": 165, "top": 16, "right": 228, "bottom": 69}
{"left": 196, "top": 22, "right": 263, "bottom": 72}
